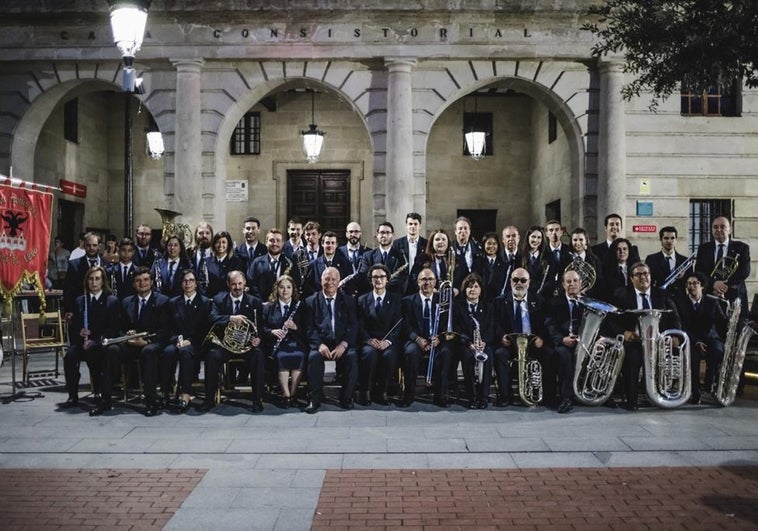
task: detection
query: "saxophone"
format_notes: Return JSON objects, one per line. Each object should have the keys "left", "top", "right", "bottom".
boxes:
{"left": 573, "top": 297, "right": 625, "bottom": 406}
{"left": 507, "top": 333, "right": 542, "bottom": 406}
{"left": 470, "top": 315, "right": 488, "bottom": 384}
{"left": 714, "top": 298, "right": 756, "bottom": 406}
{"left": 631, "top": 308, "right": 691, "bottom": 408}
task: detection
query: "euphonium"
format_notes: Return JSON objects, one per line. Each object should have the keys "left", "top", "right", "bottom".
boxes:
{"left": 471, "top": 315, "right": 488, "bottom": 385}
{"left": 206, "top": 311, "right": 258, "bottom": 354}
{"left": 714, "top": 298, "right": 755, "bottom": 407}
{"left": 155, "top": 208, "right": 193, "bottom": 249}
{"left": 508, "top": 333, "right": 542, "bottom": 406}
{"left": 573, "top": 297, "right": 625, "bottom": 406}
{"left": 565, "top": 255, "right": 596, "bottom": 293}
{"left": 632, "top": 308, "right": 691, "bottom": 408}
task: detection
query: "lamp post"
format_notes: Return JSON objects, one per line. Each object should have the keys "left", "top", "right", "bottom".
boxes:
{"left": 301, "top": 91, "right": 325, "bottom": 163}
{"left": 464, "top": 92, "right": 487, "bottom": 161}
{"left": 107, "top": 0, "right": 150, "bottom": 237}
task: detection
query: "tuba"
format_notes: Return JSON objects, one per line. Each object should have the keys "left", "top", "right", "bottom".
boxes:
{"left": 205, "top": 311, "right": 258, "bottom": 354}
{"left": 565, "top": 255, "right": 596, "bottom": 293}
{"left": 630, "top": 308, "right": 691, "bottom": 408}
{"left": 507, "top": 333, "right": 542, "bottom": 406}
{"left": 714, "top": 298, "right": 756, "bottom": 406}
{"left": 573, "top": 297, "right": 625, "bottom": 406}
{"left": 155, "top": 208, "right": 193, "bottom": 249}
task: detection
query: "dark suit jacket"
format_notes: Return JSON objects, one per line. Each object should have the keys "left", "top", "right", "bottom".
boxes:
{"left": 337, "top": 244, "right": 373, "bottom": 296}
{"left": 133, "top": 246, "right": 160, "bottom": 269}
{"left": 544, "top": 294, "right": 583, "bottom": 349}
{"left": 645, "top": 251, "right": 690, "bottom": 289}
{"left": 452, "top": 299, "right": 494, "bottom": 347}
{"left": 63, "top": 254, "right": 104, "bottom": 313}
{"left": 106, "top": 262, "right": 136, "bottom": 301}
{"left": 607, "top": 285, "right": 681, "bottom": 337}
{"left": 480, "top": 255, "right": 509, "bottom": 302}
{"left": 70, "top": 293, "right": 121, "bottom": 347}
{"left": 121, "top": 291, "right": 170, "bottom": 345}
{"left": 154, "top": 257, "right": 191, "bottom": 299}
{"left": 246, "top": 254, "right": 301, "bottom": 300}
{"left": 493, "top": 292, "right": 548, "bottom": 342}
{"left": 393, "top": 236, "right": 428, "bottom": 295}
{"left": 498, "top": 251, "right": 522, "bottom": 296}
{"left": 167, "top": 293, "right": 212, "bottom": 346}
{"left": 357, "top": 290, "right": 402, "bottom": 344}
{"left": 261, "top": 299, "right": 310, "bottom": 352}
{"left": 209, "top": 292, "right": 264, "bottom": 339}
{"left": 234, "top": 241, "right": 267, "bottom": 272}
{"left": 303, "top": 253, "right": 353, "bottom": 298}
{"left": 695, "top": 239, "right": 751, "bottom": 308}
{"left": 401, "top": 292, "right": 439, "bottom": 342}
{"left": 305, "top": 291, "right": 357, "bottom": 349}
{"left": 364, "top": 246, "right": 409, "bottom": 294}
{"left": 205, "top": 255, "right": 243, "bottom": 299}
{"left": 675, "top": 295, "right": 724, "bottom": 344}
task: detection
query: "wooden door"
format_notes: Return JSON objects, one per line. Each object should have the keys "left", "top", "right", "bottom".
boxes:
{"left": 287, "top": 170, "right": 350, "bottom": 238}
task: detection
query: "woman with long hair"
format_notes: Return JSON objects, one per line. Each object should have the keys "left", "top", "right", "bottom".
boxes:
{"left": 205, "top": 231, "right": 242, "bottom": 297}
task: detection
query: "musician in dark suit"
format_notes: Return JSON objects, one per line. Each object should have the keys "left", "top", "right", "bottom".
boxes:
{"left": 499, "top": 225, "right": 521, "bottom": 297}
{"left": 61, "top": 266, "right": 121, "bottom": 409}
{"left": 598, "top": 238, "right": 633, "bottom": 302}
{"left": 161, "top": 269, "right": 212, "bottom": 412}
{"left": 644, "top": 226, "right": 690, "bottom": 292}
{"left": 302, "top": 231, "right": 352, "bottom": 298}
{"left": 493, "top": 268, "right": 556, "bottom": 407}
{"left": 63, "top": 231, "right": 104, "bottom": 316}
{"left": 453, "top": 216, "right": 483, "bottom": 291}
{"left": 399, "top": 268, "right": 449, "bottom": 408}
{"left": 233, "top": 216, "right": 267, "bottom": 271}
{"left": 356, "top": 264, "right": 402, "bottom": 406}
{"left": 591, "top": 213, "right": 640, "bottom": 265}
{"left": 452, "top": 273, "right": 494, "bottom": 409}
{"left": 247, "top": 229, "right": 300, "bottom": 300}
{"left": 676, "top": 271, "right": 725, "bottom": 404}
{"left": 479, "top": 232, "right": 508, "bottom": 303}
{"left": 393, "top": 213, "right": 428, "bottom": 295}
{"left": 338, "top": 221, "right": 372, "bottom": 296}
{"left": 154, "top": 235, "right": 191, "bottom": 299}
{"left": 133, "top": 224, "right": 160, "bottom": 268}
{"left": 569, "top": 227, "right": 603, "bottom": 298}
{"left": 695, "top": 215, "right": 751, "bottom": 317}
{"left": 607, "top": 262, "right": 681, "bottom": 410}
{"left": 262, "top": 275, "right": 310, "bottom": 408}
{"left": 205, "top": 231, "right": 243, "bottom": 298}
{"left": 106, "top": 238, "right": 137, "bottom": 301}
{"left": 91, "top": 266, "right": 170, "bottom": 417}
{"left": 303, "top": 267, "right": 359, "bottom": 413}
{"left": 189, "top": 221, "right": 214, "bottom": 295}
{"left": 282, "top": 217, "right": 305, "bottom": 259}
{"left": 364, "top": 222, "right": 409, "bottom": 295}
{"left": 544, "top": 269, "right": 584, "bottom": 414}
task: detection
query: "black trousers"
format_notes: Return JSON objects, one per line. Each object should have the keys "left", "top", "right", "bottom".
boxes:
{"left": 359, "top": 344, "right": 399, "bottom": 394}
{"left": 205, "top": 346, "right": 265, "bottom": 402}
{"left": 307, "top": 346, "right": 358, "bottom": 400}
{"left": 161, "top": 343, "right": 202, "bottom": 396}
{"left": 402, "top": 340, "right": 452, "bottom": 401}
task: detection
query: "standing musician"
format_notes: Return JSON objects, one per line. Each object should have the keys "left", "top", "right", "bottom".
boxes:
{"left": 453, "top": 216, "right": 482, "bottom": 289}
{"left": 393, "top": 213, "right": 428, "bottom": 295}
{"left": 356, "top": 264, "right": 402, "bottom": 406}
{"left": 452, "top": 273, "right": 494, "bottom": 409}
{"left": 569, "top": 227, "right": 602, "bottom": 297}
{"left": 499, "top": 225, "right": 521, "bottom": 296}
{"left": 247, "top": 228, "right": 300, "bottom": 300}
{"left": 200, "top": 270, "right": 265, "bottom": 413}
{"left": 480, "top": 232, "right": 508, "bottom": 303}
{"left": 304, "top": 267, "right": 359, "bottom": 413}
{"left": 364, "top": 222, "right": 409, "bottom": 295}
{"left": 598, "top": 238, "right": 634, "bottom": 302}
{"left": 154, "top": 235, "right": 190, "bottom": 298}
{"left": 107, "top": 238, "right": 137, "bottom": 301}
{"left": 399, "top": 268, "right": 449, "bottom": 408}
{"left": 161, "top": 269, "right": 212, "bottom": 412}
{"left": 262, "top": 275, "right": 309, "bottom": 409}
{"left": 645, "top": 226, "right": 690, "bottom": 291}
{"left": 519, "top": 225, "right": 554, "bottom": 299}
{"left": 338, "top": 221, "right": 372, "bottom": 296}
{"left": 544, "top": 269, "right": 584, "bottom": 414}
{"left": 63, "top": 231, "right": 104, "bottom": 317}
{"left": 204, "top": 231, "right": 243, "bottom": 298}
{"left": 234, "top": 216, "right": 267, "bottom": 271}
{"left": 303, "top": 231, "right": 351, "bottom": 298}
{"left": 546, "top": 220, "right": 572, "bottom": 272}
{"left": 133, "top": 224, "right": 160, "bottom": 268}
{"left": 418, "top": 229, "right": 454, "bottom": 286}
{"left": 61, "top": 266, "right": 121, "bottom": 409}
{"left": 607, "top": 261, "right": 681, "bottom": 411}
{"left": 493, "top": 268, "right": 556, "bottom": 407}
{"left": 92, "top": 266, "right": 170, "bottom": 417}
{"left": 303, "top": 221, "right": 323, "bottom": 262}
{"left": 189, "top": 221, "right": 214, "bottom": 295}
{"left": 591, "top": 213, "right": 640, "bottom": 265}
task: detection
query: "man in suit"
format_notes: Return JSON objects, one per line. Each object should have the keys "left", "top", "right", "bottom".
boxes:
{"left": 676, "top": 271, "right": 725, "bottom": 404}
{"left": 233, "top": 216, "right": 267, "bottom": 271}
{"left": 453, "top": 216, "right": 482, "bottom": 290}
{"left": 303, "top": 221, "right": 323, "bottom": 262}
{"left": 61, "top": 266, "right": 121, "bottom": 409}
{"left": 106, "top": 238, "right": 137, "bottom": 301}
{"left": 200, "top": 270, "right": 265, "bottom": 413}
{"left": 591, "top": 213, "right": 640, "bottom": 265}
{"left": 499, "top": 225, "right": 521, "bottom": 297}
{"left": 161, "top": 269, "right": 213, "bottom": 412}
{"left": 545, "top": 220, "right": 572, "bottom": 292}
{"left": 302, "top": 231, "right": 351, "bottom": 298}
{"left": 189, "top": 221, "right": 214, "bottom": 295}
{"left": 133, "top": 224, "right": 160, "bottom": 268}
{"left": 393, "top": 213, "right": 428, "bottom": 295}
{"left": 695, "top": 215, "right": 751, "bottom": 318}
{"left": 608, "top": 261, "right": 681, "bottom": 410}
{"left": 645, "top": 226, "right": 691, "bottom": 291}
{"left": 400, "top": 268, "right": 449, "bottom": 407}
{"left": 356, "top": 264, "right": 402, "bottom": 405}
{"left": 63, "top": 231, "right": 104, "bottom": 317}
{"left": 91, "top": 266, "right": 170, "bottom": 417}
{"left": 338, "top": 221, "right": 372, "bottom": 296}
{"left": 282, "top": 217, "right": 305, "bottom": 258}
{"left": 304, "top": 266, "right": 359, "bottom": 413}
{"left": 364, "top": 222, "right": 409, "bottom": 295}
{"left": 544, "top": 269, "right": 584, "bottom": 413}
{"left": 247, "top": 228, "right": 299, "bottom": 299}
{"left": 493, "top": 267, "right": 556, "bottom": 407}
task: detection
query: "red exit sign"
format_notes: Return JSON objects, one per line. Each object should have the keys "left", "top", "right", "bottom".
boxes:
{"left": 632, "top": 225, "right": 657, "bottom": 233}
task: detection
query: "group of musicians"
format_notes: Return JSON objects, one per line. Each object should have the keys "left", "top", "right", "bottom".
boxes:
{"left": 58, "top": 211, "right": 752, "bottom": 416}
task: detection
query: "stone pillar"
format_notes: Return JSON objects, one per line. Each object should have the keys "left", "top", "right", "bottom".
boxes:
{"left": 172, "top": 59, "right": 204, "bottom": 226}
{"left": 597, "top": 59, "right": 626, "bottom": 234}
{"left": 385, "top": 58, "right": 416, "bottom": 230}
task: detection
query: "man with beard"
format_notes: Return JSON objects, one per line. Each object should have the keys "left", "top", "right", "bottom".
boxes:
{"left": 234, "top": 216, "right": 267, "bottom": 271}
{"left": 338, "top": 221, "right": 372, "bottom": 296}
{"left": 247, "top": 228, "right": 300, "bottom": 299}
{"left": 190, "top": 221, "right": 214, "bottom": 294}
{"left": 364, "top": 222, "right": 408, "bottom": 295}
{"left": 133, "top": 224, "right": 159, "bottom": 268}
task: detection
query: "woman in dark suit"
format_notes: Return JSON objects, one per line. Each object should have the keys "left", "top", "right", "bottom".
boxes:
{"left": 479, "top": 232, "right": 508, "bottom": 302}
{"left": 519, "top": 225, "right": 554, "bottom": 299}
{"left": 599, "top": 238, "right": 633, "bottom": 302}
{"left": 205, "top": 231, "right": 242, "bottom": 298}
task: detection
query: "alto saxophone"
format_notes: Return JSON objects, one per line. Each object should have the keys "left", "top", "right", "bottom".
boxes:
{"left": 470, "top": 315, "right": 488, "bottom": 384}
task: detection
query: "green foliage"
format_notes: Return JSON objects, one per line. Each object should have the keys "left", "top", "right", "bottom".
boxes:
{"left": 583, "top": 0, "right": 758, "bottom": 108}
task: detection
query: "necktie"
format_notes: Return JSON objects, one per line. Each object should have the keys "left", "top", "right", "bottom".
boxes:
{"left": 326, "top": 259, "right": 332, "bottom": 267}
{"left": 141, "top": 249, "right": 147, "bottom": 262}
{"left": 520, "top": 300, "right": 531, "bottom": 335}
{"left": 553, "top": 249, "right": 560, "bottom": 263}
{"left": 326, "top": 297, "right": 335, "bottom": 335}
{"left": 641, "top": 293, "right": 651, "bottom": 310}
{"left": 123, "top": 265, "right": 128, "bottom": 283}
{"left": 667, "top": 255, "right": 674, "bottom": 272}
{"left": 570, "top": 299, "right": 579, "bottom": 334}
{"left": 489, "top": 258, "right": 495, "bottom": 267}
{"left": 716, "top": 243, "right": 725, "bottom": 263}
{"left": 271, "top": 259, "right": 278, "bottom": 274}
{"left": 531, "top": 254, "right": 538, "bottom": 267}
{"left": 248, "top": 246, "right": 254, "bottom": 259}
{"left": 186, "top": 298, "right": 191, "bottom": 306}
{"left": 138, "top": 297, "right": 147, "bottom": 319}
{"left": 283, "top": 304, "right": 289, "bottom": 317}
{"left": 514, "top": 300, "right": 523, "bottom": 333}
{"left": 439, "top": 258, "right": 447, "bottom": 281}
{"left": 375, "top": 296, "right": 382, "bottom": 312}
{"left": 693, "top": 301, "right": 700, "bottom": 312}
{"left": 168, "top": 261, "right": 176, "bottom": 283}
{"left": 381, "top": 251, "right": 387, "bottom": 264}
{"left": 233, "top": 299, "right": 240, "bottom": 315}
{"left": 89, "top": 295, "right": 95, "bottom": 306}
{"left": 469, "top": 303, "right": 476, "bottom": 314}
{"left": 309, "top": 250, "right": 316, "bottom": 261}
{"left": 89, "top": 259, "right": 97, "bottom": 268}
{"left": 423, "top": 298, "right": 431, "bottom": 336}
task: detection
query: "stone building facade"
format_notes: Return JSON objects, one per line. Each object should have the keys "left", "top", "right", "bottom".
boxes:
{"left": 0, "top": 1, "right": 755, "bottom": 297}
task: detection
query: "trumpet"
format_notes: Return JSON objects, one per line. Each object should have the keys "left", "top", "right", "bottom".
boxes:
{"left": 102, "top": 331, "right": 155, "bottom": 346}
{"left": 661, "top": 252, "right": 696, "bottom": 290}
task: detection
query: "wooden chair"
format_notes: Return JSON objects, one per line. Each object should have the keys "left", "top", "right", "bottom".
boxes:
{"left": 20, "top": 311, "right": 65, "bottom": 383}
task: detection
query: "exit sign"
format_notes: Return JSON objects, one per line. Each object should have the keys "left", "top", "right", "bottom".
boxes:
{"left": 632, "top": 225, "right": 657, "bottom": 233}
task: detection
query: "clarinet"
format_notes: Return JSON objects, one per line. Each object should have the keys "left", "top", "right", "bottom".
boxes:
{"left": 82, "top": 293, "right": 94, "bottom": 350}
{"left": 272, "top": 301, "right": 301, "bottom": 354}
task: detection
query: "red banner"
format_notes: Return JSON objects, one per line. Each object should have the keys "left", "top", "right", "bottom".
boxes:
{"left": 0, "top": 181, "right": 53, "bottom": 301}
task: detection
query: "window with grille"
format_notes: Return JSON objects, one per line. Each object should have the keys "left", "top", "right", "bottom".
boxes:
{"left": 689, "top": 199, "right": 733, "bottom": 254}
{"left": 230, "top": 112, "right": 261, "bottom": 155}
{"left": 681, "top": 81, "right": 741, "bottom": 116}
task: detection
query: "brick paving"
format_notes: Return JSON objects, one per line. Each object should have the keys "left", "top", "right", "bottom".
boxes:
{"left": 312, "top": 467, "right": 758, "bottom": 530}
{"left": 0, "top": 468, "right": 207, "bottom": 530}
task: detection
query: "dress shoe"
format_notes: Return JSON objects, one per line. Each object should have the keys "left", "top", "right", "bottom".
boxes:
{"left": 557, "top": 397, "right": 574, "bottom": 414}
{"left": 603, "top": 399, "right": 618, "bottom": 409}
{"left": 89, "top": 401, "right": 112, "bottom": 417}
{"left": 468, "top": 401, "right": 478, "bottom": 410}
{"left": 494, "top": 396, "right": 510, "bottom": 408}
{"left": 60, "top": 396, "right": 79, "bottom": 409}
{"left": 144, "top": 403, "right": 159, "bottom": 417}
{"left": 280, "top": 397, "right": 291, "bottom": 409}
{"left": 178, "top": 398, "right": 192, "bottom": 413}
{"left": 250, "top": 400, "right": 264, "bottom": 413}
{"left": 477, "top": 401, "right": 488, "bottom": 410}
{"left": 340, "top": 398, "right": 355, "bottom": 410}
{"left": 197, "top": 400, "right": 215, "bottom": 413}
{"left": 433, "top": 397, "right": 450, "bottom": 409}
{"left": 622, "top": 400, "right": 639, "bottom": 411}
{"left": 304, "top": 398, "right": 321, "bottom": 414}
{"left": 375, "top": 391, "right": 389, "bottom": 406}
{"left": 358, "top": 392, "right": 371, "bottom": 406}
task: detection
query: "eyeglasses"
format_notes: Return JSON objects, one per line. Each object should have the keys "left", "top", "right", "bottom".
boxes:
{"left": 685, "top": 280, "right": 701, "bottom": 286}
{"left": 347, "top": 230, "right": 361, "bottom": 233}
{"left": 631, "top": 271, "right": 650, "bottom": 277}
{"left": 511, "top": 277, "right": 529, "bottom": 284}
{"left": 377, "top": 230, "right": 393, "bottom": 235}
{"left": 371, "top": 275, "right": 387, "bottom": 280}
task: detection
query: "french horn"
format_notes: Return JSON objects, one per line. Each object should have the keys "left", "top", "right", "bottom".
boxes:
{"left": 205, "top": 312, "right": 258, "bottom": 354}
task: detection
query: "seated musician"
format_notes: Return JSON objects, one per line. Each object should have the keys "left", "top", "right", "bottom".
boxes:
{"left": 262, "top": 275, "right": 309, "bottom": 408}
{"left": 302, "top": 231, "right": 351, "bottom": 298}
{"left": 62, "top": 266, "right": 121, "bottom": 409}
{"left": 92, "top": 266, "right": 170, "bottom": 417}
{"left": 676, "top": 271, "right": 725, "bottom": 404}
{"left": 356, "top": 264, "right": 402, "bottom": 406}
{"left": 303, "top": 266, "right": 359, "bottom": 413}
{"left": 493, "top": 268, "right": 556, "bottom": 407}
{"left": 161, "top": 269, "right": 212, "bottom": 412}
{"left": 399, "top": 268, "right": 450, "bottom": 408}
{"left": 451, "top": 273, "right": 494, "bottom": 409}
{"left": 544, "top": 269, "right": 584, "bottom": 414}
{"left": 200, "top": 270, "right": 265, "bottom": 413}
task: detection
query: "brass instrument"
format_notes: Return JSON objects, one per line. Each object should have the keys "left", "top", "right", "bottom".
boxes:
{"left": 507, "top": 333, "right": 542, "bottom": 406}
{"left": 470, "top": 315, "right": 488, "bottom": 385}
{"left": 573, "top": 297, "right": 625, "bottom": 406}
{"left": 442, "top": 248, "right": 456, "bottom": 340}
{"left": 102, "top": 331, "right": 155, "bottom": 346}
{"left": 713, "top": 298, "right": 756, "bottom": 406}
{"left": 565, "top": 255, "right": 596, "bottom": 293}
{"left": 630, "top": 308, "right": 691, "bottom": 408}
{"left": 426, "top": 294, "right": 447, "bottom": 386}
{"left": 295, "top": 247, "right": 310, "bottom": 286}
{"left": 206, "top": 310, "right": 258, "bottom": 354}
{"left": 711, "top": 252, "right": 740, "bottom": 283}
{"left": 155, "top": 208, "right": 193, "bottom": 249}
{"left": 660, "top": 252, "right": 696, "bottom": 290}
{"left": 153, "top": 257, "right": 164, "bottom": 292}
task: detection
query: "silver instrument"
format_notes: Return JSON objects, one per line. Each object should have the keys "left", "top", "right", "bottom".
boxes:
{"left": 573, "top": 297, "right": 625, "bottom": 406}
{"left": 565, "top": 255, "right": 596, "bottom": 293}
{"left": 714, "top": 298, "right": 755, "bottom": 406}
{"left": 153, "top": 257, "right": 164, "bottom": 292}
{"left": 442, "top": 248, "right": 456, "bottom": 340}
{"left": 471, "top": 315, "right": 488, "bottom": 385}
{"left": 630, "top": 308, "right": 691, "bottom": 408}
{"left": 661, "top": 252, "right": 696, "bottom": 290}
{"left": 102, "top": 331, "right": 154, "bottom": 346}
{"left": 507, "top": 333, "right": 542, "bottom": 406}
{"left": 426, "top": 291, "right": 449, "bottom": 386}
